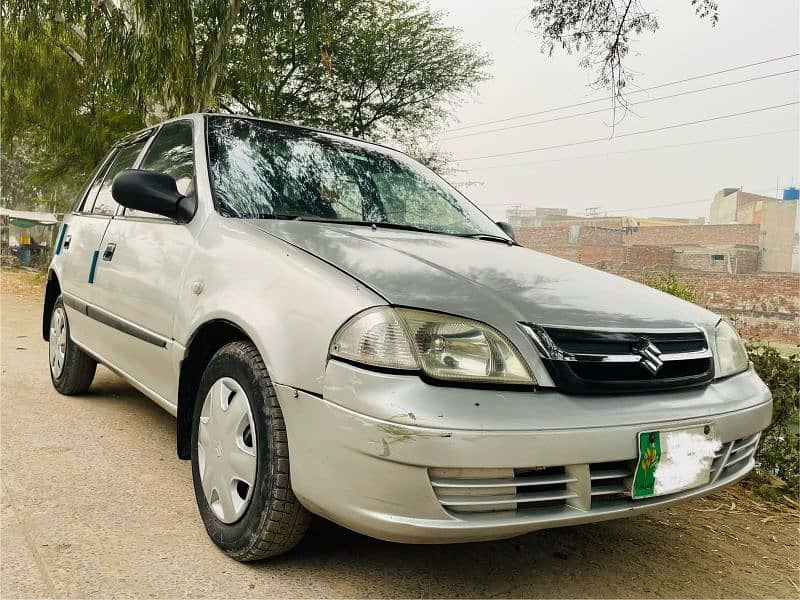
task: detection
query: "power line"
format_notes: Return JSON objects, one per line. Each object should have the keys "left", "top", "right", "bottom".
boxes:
{"left": 467, "top": 128, "right": 799, "bottom": 172}
{"left": 445, "top": 53, "right": 800, "bottom": 133}
{"left": 601, "top": 186, "right": 777, "bottom": 213}
{"left": 453, "top": 101, "right": 800, "bottom": 162}
{"left": 479, "top": 186, "right": 778, "bottom": 214}
{"left": 440, "top": 69, "right": 799, "bottom": 141}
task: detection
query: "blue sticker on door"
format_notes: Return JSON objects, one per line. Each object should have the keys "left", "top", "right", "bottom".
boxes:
{"left": 87, "top": 250, "right": 99, "bottom": 283}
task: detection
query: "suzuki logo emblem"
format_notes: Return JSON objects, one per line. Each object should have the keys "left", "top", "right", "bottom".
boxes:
{"left": 633, "top": 338, "right": 664, "bottom": 375}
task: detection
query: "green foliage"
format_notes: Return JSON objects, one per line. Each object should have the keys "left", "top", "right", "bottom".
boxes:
{"left": 747, "top": 343, "right": 799, "bottom": 498}
{"left": 642, "top": 270, "right": 798, "bottom": 500}
{"left": 643, "top": 268, "right": 698, "bottom": 303}
{"left": 2, "top": 1, "right": 488, "bottom": 211}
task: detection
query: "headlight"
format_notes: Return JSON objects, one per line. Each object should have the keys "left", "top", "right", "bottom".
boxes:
{"left": 330, "top": 307, "right": 535, "bottom": 385}
{"left": 715, "top": 320, "right": 748, "bottom": 378}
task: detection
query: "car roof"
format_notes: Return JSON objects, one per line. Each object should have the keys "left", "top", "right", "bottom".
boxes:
{"left": 118, "top": 112, "right": 402, "bottom": 157}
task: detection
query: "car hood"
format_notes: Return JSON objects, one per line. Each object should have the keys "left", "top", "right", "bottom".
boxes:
{"left": 250, "top": 220, "right": 719, "bottom": 331}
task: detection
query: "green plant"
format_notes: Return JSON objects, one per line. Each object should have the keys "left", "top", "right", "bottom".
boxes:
{"left": 643, "top": 269, "right": 798, "bottom": 500}
{"left": 747, "top": 343, "right": 799, "bottom": 498}
{"left": 643, "top": 268, "right": 698, "bottom": 303}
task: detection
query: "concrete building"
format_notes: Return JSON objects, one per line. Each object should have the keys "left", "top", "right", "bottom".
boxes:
{"left": 512, "top": 189, "right": 798, "bottom": 274}
{"left": 506, "top": 206, "right": 567, "bottom": 228}
{"left": 760, "top": 200, "right": 800, "bottom": 273}
{"left": 709, "top": 188, "right": 775, "bottom": 225}
{"left": 709, "top": 187, "right": 799, "bottom": 273}
{"left": 672, "top": 245, "right": 760, "bottom": 274}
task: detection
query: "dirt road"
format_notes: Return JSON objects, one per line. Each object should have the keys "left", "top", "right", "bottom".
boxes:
{"left": 1, "top": 270, "right": 797, "bottom": 598}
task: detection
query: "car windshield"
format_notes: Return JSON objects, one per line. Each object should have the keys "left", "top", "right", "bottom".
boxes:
{"left": 206, "top": 116, "right": 503, "bottom": 236}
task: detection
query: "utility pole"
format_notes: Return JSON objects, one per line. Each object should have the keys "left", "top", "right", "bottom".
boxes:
{"left": 585, "top": 206, "right": 602, "bottom": 217}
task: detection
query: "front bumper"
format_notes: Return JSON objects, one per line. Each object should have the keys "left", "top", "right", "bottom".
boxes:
{"left": 276, "top": 362, "right": 772, "bottom": 544}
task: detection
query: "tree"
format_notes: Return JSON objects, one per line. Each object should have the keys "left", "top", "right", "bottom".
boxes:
{"left": 528, "top": 0, "right": 719, "bottom": 112}
{"left": 2, "top": 0, "right": 488, "bottom": 211}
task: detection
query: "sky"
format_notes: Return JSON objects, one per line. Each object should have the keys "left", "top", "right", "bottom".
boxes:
{"left": 428, "top": 0, "right": 800, "bottom": 221}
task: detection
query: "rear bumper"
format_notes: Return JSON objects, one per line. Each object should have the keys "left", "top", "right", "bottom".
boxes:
{"left": 276, "top": 363, "right": 772, "bottom": 544}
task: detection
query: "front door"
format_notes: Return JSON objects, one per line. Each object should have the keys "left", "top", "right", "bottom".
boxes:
{"left": 89, "top": 120, "right": 197, "bottom": 405}
{"left": 60, "top": 139, "right": 149, "bottom": 349}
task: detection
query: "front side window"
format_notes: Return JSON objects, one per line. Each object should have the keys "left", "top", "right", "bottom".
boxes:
{"left": 206, "top": 116, "right": 501, "bottom": 236}
{"left": 88, "top": 140, "right": 147, "bottom": 215}
{"left": 125, "top": 120, "right": 195, "bottom": 218}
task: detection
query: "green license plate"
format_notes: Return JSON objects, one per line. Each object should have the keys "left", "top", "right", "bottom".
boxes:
{"left": 632, "top": 424, "right": 719, "bottom": 500}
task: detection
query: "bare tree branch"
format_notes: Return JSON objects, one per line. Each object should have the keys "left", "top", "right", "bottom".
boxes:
{"left": 529, "top": 0, "right": 719, "bottom": 115}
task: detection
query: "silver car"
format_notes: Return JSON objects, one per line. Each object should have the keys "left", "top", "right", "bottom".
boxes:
{"left": 44, "top": 114, "right": 772, "bottom": 560}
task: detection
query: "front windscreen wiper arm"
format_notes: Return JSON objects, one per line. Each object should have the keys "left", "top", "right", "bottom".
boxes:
{"left": 454, "top": 233, "right": 516, "bottom": 245}
{"left": 253, "top": 215, "right": 511, "bottom": 242}
{"left": 288, "top": 217, "right": 444, "bottom": 235}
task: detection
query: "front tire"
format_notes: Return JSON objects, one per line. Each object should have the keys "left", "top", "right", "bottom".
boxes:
{"left": 191, "top": 341, "right": 310, "bottom": 561}
{"left": 49, "top": 297, "right": 97, "bottom": 395}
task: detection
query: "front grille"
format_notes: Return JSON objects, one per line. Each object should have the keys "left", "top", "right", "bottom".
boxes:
{"left": 430, "top": 433, "right": 759, "bottom": 516}
{"left": 429, "top": 467, "right": 577, "bottom": 513}
{"left": 520, "top": 324, "right": 714, "bottom": 393}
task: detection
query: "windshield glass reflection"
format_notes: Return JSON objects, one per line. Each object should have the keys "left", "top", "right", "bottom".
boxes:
{"left": 206, "top": 116, "right": 500, "bottom": 236}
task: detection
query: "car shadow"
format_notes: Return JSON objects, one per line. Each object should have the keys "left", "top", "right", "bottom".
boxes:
{"left": 246, "top": 497, "right": 715, "bottom": 598}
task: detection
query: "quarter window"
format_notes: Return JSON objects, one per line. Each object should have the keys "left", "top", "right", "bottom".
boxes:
{"left": 89, "top": 140, "right": 147, "bottom": 215}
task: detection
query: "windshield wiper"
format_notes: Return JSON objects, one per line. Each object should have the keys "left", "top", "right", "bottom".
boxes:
{"left": 252, "top": 213, "right": 304, "bottom": 220}
{"left": 254, "top": 214, "right": 511, "bottom": 242}
{"left": 454, "top": 233, "right": 516, "bottom": 245}
{"left": 287, "top": 217, "right": 445, "bottom": 235}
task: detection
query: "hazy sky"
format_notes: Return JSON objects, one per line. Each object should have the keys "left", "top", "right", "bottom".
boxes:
{"left": 429, "top": 0, "right": 800, "bottom": 221}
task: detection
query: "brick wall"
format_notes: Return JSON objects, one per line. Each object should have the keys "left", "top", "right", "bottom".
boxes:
{"left": 578, "top": 245, "right": 625, "bottom": 265}
{"left": 672, "top": 247, "right": 760, "bottom": 274}
{"left": 517, "top": 225, "right": 797, "bottom": 343}
{"left": 517, "top": 225, "right": 626, "bottom": 267}
{"left": 674, "top": 252, "right": 728, "bottom": 272}
{"left": 579, "top": 227, "right": 624, "bottom": 245}
{"left": 514, "top": 226, "right": 570, "bottom": 249}
{"left": 625, "top": 245, "right": 674, "bottom": 269}
{"left": 535, "top": 245, "right": 580, "bottom": 261}
{"left": 540, "top": 216, "right": 630, "bottom": 229}
{"left": 735, "top": 248, "right": 759, "bottom": 274}
{"left": 623, "top": 224, "right": 760, "bottom": 247}
{"left": 622, "top": 270, "right": 799, "bottom": 344}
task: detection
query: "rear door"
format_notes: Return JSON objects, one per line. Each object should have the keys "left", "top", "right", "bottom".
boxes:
{"left": 89, "top": 120, "right": 197, "bottom": 405}
{"left": 60, "top": 138, "right": 149, "bottom": 350}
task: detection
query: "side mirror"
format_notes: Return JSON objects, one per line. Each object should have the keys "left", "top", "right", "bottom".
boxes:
{"left": 495, "top": 221, "right": 516, "bottom": 241}
{"left": 112, "top": 169, "right": 196, "bottom": 223}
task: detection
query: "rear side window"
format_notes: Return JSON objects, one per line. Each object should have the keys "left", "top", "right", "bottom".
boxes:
{"left": 125, "top": 121, "right": 195, "bottom": 218}
{"left": 88, "top": 140, "right": 147, "bottom": 215}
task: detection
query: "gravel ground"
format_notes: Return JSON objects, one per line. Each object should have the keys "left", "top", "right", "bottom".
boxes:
{"left": 1, "top": 269, "right": 798, "bottom": 598}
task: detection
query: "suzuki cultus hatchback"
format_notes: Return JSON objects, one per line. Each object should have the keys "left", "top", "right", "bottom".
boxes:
{"left": 44, "top": 114, "right": 772, "bottom": 560}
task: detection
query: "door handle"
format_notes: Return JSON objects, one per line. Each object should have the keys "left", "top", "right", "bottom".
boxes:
{"left": 62, "top": 234, "right": 72, "bottom": 250}
{"left": 102, "top": 243, "right": 116, "bottom": 261}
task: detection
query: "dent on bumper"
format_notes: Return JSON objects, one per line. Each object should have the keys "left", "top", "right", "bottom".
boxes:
{"left": 275, "top": 365, "right": 772, "bottom": 544}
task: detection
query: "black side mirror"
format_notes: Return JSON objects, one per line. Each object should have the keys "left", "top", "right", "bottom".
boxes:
{"left": 495, "top": 221, "right": 516, "bottom": 241}
{"left": 112, "top": 169, "right": 196, "bottom": 223}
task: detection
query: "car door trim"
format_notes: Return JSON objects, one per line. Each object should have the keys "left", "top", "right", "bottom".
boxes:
{"left": 62, "top": 292, "right": 168, "bottom": 348}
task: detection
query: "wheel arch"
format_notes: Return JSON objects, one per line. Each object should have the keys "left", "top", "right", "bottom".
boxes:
{"left": 42, "top": 269, "right": 61, "bottom": 341}
{"left": 176, "top": 319, "right": 256, "bottom": 459}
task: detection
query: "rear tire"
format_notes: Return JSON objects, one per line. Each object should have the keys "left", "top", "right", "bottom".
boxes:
{"left": 49, "top": 296, "right": 97, "bottom": 395}
{"left": 191, "top": 341, "right": 311, "bottom": 561}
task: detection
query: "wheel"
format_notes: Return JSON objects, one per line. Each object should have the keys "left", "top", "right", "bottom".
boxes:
{"left": 49, "top": 296, "right": 97, "bottom": 395}
{"left": 191, "top": 341, "right": 311, "bottom": 561}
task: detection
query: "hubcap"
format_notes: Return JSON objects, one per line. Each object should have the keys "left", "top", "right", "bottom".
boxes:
{"left": 49, "top": 307, "right": 67, "bottom": 378}
{"left": 197, "top": 377, "right": 257, "bottom": 524}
